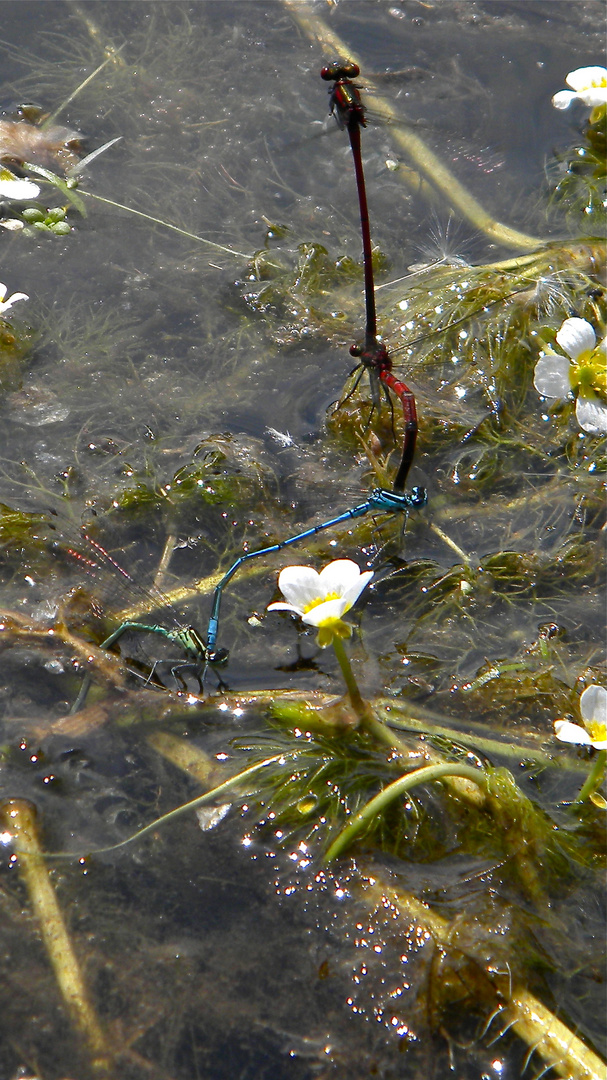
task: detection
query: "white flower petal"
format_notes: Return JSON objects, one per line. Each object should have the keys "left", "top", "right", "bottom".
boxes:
{"left": 0, "top": 174, "right": 40, "bottom": 200}
{"left": 270, "top": 559, "right": 373, "bottom": 629}
{"left": 552, "top": 90, "right": 576, "bottom": 110}
{"left": 275, "top": 565, "right": 322, "bottom": 610}
{"left": 533, "top": 353, "right": 571, "bottom": 398}
{"left": 575, "top": 396, "right": 607, "bottom": 434}
{"left": 580, "top": 685, "right": 607, "bottom": 726}
{"left": 0, "top": 283, "right": 7, "bottom": 301}
{"left": 554, "top": 720, "right": 592, "bottom": 745}
{"left": 300, "top": 597, "right": 349, "bottom": 627}
{"left": 566, "top": 66, "right": 607, "bottom": 92}
{"left": 578, "top": 86, "right": 607, "bottom": 107}
{"left": 556, "top": 317, "right": 596, "bottom": 360}
{"left": 0, "top": 290, "right": 29, "bottom": 315}
{"left": 341, "top": 569, "right": 374, "bottom": 609}
{"left": 317, "top": 558, "right": 363, "bottom": 595}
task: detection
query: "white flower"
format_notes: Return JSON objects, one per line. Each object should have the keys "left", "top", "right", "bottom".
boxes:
{"left": 552, "top": 66, "right": 607, "bottom": 118}
{"left": 0, "top": 167, "right": 40, "bottom": 201}
{"left": 555, "top": 685, "right": 607, "bottom": 750}
{"left": 533, "top": 317, "right": 607, "bottom": 435}
{"left": 0, "top": 282, "right": 29, "bottom": 316}
{"left": 267, "top": 558, "right": 373, "bottom": 647}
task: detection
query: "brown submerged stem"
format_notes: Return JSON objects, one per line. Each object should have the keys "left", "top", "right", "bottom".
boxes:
{"left": 362, "top": 877, "right": 607, "bottom": 1080}
{"left": 0, "top": 799, "right": 114, "bottom": 1078}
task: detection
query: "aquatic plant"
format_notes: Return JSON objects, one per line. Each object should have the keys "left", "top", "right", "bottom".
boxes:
{"left": 0, "top": 4, "right": 605, "bottom": 1079}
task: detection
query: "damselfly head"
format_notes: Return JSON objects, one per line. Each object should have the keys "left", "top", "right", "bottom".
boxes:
{"left": 368, "top": 487, "right": 427, "bottom": 512}
{"left": 350, "top": 340, "right": 391, "bottom": 368}
{"left": 320, "top": 62, "right": 360, "bottom": 83}
{"left": 206, "top": 646, "right": 229, "bottom": 665}
{"left": 410, "top": 486, "right": 428, "bottom": 508}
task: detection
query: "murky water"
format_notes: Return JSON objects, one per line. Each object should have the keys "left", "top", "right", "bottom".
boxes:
{"left": 0, "top": 3, "right": 605, "bottom": 1079}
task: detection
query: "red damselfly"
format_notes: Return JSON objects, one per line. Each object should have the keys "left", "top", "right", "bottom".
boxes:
{"left": 321, "top": 62, "right": 419, "bottom": 493}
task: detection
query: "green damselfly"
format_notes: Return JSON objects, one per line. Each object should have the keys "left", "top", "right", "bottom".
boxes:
{"left": 44, "top": 507, "right": 215, "bottom": 709}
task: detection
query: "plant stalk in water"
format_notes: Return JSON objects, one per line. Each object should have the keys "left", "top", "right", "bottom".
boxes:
{"left": 0, "top": 799, "right": 114, "bottom": 1078}
{"left": 331, "top": 634, "right": 415, "bottom": 760}
{"left": 325, "top": 760, "right": 488, "bottom": 862}
{"left": 576, "top": 749, "right": 607, "bottom": 803}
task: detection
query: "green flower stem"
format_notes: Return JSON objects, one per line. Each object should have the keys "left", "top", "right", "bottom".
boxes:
{"left": 331, "top": 635, "right": 411, "bottom": 756}
{"left": 331, "top": 635, "right": 369, "bottom": 718}
{"left": 325, "top": 762, "right": 488, "bottom": 862}
{"left": 377, "top": 703, "right": 585, "bottom": 771}
{"left": 23, "top": 163, "right": 87, "bottom": 215}
{"left": 330, "top": 640, "right": 489, "bottom": 809}
{"left": 575, "top": 749, "right": 607, "bottom": 803}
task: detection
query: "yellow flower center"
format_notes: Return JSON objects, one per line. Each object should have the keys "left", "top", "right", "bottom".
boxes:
{"left": 585, "top": 720, "right": 607, "bottom": 743}
{"left": 570, "top": 347, "right": 607, "bottom": 399}
{"left": 303, "top": 591, "right": 341, "bottom": 614}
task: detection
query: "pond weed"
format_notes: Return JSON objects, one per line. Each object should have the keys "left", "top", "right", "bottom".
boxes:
{"left": 0, "top": 4, "right": 605, "bottom": 1078}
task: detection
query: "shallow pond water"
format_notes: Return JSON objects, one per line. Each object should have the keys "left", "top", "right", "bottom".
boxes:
{"left": 0, "top": 2, "right": 605, "bottom": 1079}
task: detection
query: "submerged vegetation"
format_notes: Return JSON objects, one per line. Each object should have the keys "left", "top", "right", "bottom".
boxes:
{"left": 0, "top": 3, "right": 604, "bottom": 1080}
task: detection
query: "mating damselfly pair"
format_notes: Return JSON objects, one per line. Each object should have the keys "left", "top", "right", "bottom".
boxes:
{"left": 1, "top": 62, "right": 428, "bottom": 706}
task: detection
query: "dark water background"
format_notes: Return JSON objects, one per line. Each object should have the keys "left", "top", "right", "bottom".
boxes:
{"left": 0, "top": 3, "right": 604, "bottom": 1079}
